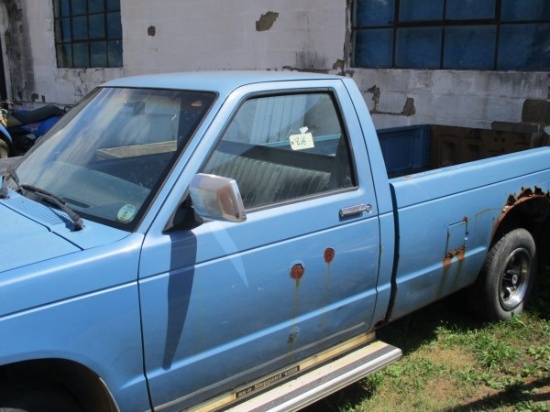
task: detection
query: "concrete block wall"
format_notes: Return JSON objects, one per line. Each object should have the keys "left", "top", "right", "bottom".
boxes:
{"left": 352, "top": 69, "right": 550, "bottom": 131}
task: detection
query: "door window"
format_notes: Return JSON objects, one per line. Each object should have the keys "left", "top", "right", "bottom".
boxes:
{"left": 201, "top": 92, "right": 356, "bottom": 209}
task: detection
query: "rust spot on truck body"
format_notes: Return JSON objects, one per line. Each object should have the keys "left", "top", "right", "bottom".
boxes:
{"left": 503, "top": 187, "right": 546, "bottom": 210}
{"left": 442, "top": 245, "right": 466, "bottom": 268}
{"left": 494, "top": 186, "right": 550, "bottom": 238}
{"left": 324, "top": 248, "right": 335, "bottom": 264}
{"left": 289, "top": 263, "right": 304, "bottom": 350}
{"left": 290, "top": 263, "right": 304, "bottom": 286}
{"left": 321, "top": 248, "right": 336, "bottom": 331}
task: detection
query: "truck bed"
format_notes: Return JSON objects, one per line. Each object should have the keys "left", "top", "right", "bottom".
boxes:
{"left": 379, "top": 124, "right": 550, "bottom": 321}
{"left": 378, "top": 124, "right": 548, "bottom": 178}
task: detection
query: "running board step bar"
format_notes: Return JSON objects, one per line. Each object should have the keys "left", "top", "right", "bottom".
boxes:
{"left": 225, "top": 339, "right": 401, "bottom": 412}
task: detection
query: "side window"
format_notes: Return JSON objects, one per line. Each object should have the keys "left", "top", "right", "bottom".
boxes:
{"left": 201, "top": 92, "right": 355, "bottom": 209}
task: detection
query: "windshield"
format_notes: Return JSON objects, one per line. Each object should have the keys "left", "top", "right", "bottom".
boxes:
{"left": 15, "top": 87, "right": 216, "bottom": 230}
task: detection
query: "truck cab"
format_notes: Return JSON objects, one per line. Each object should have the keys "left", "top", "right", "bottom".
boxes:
{"left": 0, "top": 72, "right": 400, "bottom": 411}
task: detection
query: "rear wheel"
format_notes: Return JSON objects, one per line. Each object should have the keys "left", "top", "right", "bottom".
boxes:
{"left": 478, "top": 228, "right": 537, "bottom": 320}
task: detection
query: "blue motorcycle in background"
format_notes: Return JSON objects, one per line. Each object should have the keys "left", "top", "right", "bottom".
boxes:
{"left": 0, "top": 103, "right": 66, "bottom": 158}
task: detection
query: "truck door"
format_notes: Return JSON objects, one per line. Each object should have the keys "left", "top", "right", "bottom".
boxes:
{"left": 139, "top": 85, "right": 381, "bottom": 410}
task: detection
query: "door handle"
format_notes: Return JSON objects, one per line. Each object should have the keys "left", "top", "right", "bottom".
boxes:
{"left": 339, "top": 203, "right": 372, "bottom": 218}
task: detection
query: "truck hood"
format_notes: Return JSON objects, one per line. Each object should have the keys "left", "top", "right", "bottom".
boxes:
{"left": 0, "top": 194, "right": 131, "bottom": 273}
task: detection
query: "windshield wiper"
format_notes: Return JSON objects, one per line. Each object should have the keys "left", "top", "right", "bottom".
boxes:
{"left": 0, "top": 166, "right": 23, "bottom": 199}
{"left": 20, "top": 184, "right": 84, "bottom": 231}
{"left": 1, "top": 168, "right": 84, "bottom": 230}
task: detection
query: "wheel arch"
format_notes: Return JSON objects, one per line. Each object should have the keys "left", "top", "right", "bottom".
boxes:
{"left": 492, "top": 187, "right": 550, "bottom": 271}
{"left": 0, "top": 358, "right": 118, "bottom": 412}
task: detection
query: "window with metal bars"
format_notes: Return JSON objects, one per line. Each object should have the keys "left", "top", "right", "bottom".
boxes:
{"left": 53, "top": 0, "right": 123, "bottom": 68}
{"left": 352, "top": 0, "right": 550, "bottom": 71}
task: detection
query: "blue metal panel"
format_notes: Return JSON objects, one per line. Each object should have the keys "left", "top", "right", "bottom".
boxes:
{"left": 0, "top": 202, "right": 80, "bottom": 273}
{"left": 446, "top": 0, "right": 496, "bottom": 20}
{"left": 0, "top": 234, "right": 150, "bottom": 411}
{"left": 355, "top": 0, "right": 395, "bottom": 26}
{"left": 138, "top": 78, "right": 385, "bottom": 410}
{"left": 140, "top": 213, "right": 380, "bottom": 408}
{"left": 342, "top": 76, "right": 396, "bottom": 327}
{"left": 377, "top": 125, "right": 431, "bottom": 177}
{"left": 501, "top": 0, "right": 550, "bottom": 21}
{"left": 1, "top": 191, "right": 130, "bottom": 250}
{"left": 354, "top": 29, "right": 394, "bottom": 68}
{"left": 391, "top": 147, "right": 550, "bottom": 208}
{"left": 103, "top": 71, "right": 343, "bottom": 96}
{"left": 444, "top": 26, "right": 497, "bottom": 70}
{"left": 498, "top": 23, "right": 550, "bottom": 71}
{"left": 389, "top": 147, "right": 550, "bottom": 320}
{"left": 396, "top": 27, "right": 443, "bottom": 69}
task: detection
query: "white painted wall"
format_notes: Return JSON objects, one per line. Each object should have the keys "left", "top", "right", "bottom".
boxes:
{"left": 121, "top": 0, "right": 346, "bottom": 75}
{"left": 5, "top": 0, "right": 549, "bottom": 130}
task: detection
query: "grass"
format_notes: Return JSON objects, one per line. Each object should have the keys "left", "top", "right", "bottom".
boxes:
{"left": 304, "top": 271, "right": 550, "bottom": 411}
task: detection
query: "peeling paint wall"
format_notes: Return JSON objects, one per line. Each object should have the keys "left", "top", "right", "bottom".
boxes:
{"left": 352, "top": 69, "right": 550, "bottom": 132}
{"left": 4, "top": 0, "right": 549, "bottom": 134}
{"left": 121, "top": 0, "right": 345, "bottom": 76}
{"left": 256, "top": 11, "right": 279, "bottom": 32}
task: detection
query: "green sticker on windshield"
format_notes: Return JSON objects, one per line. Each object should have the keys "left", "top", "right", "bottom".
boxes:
{"left": 118, "top": 204, "right": 136, "bottom": 223}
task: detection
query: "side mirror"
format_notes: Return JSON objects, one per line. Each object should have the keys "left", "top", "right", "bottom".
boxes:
{"left": 189, "top": 173, "right": 246, "bottom": 223}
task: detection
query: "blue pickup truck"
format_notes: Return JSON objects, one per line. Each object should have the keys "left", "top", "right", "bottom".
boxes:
{"left": 0, "top": 71, "right": 549, "bottom": 411}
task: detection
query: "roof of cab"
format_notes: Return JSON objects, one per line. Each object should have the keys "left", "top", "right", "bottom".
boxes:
{"left": 102, "top": 70, "right": 343, "bottom": 94}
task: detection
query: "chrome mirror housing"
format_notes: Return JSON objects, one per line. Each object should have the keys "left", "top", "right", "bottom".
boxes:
{"left": 189, "top": 173, "right": 246, "bottom": 223}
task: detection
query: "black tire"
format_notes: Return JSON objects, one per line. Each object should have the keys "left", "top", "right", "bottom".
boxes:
{"left": 478, "top": 228, "right": 537, "bottom": 321}
{"left": 0, "top": 383, "right": 83, "bottom": 412}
